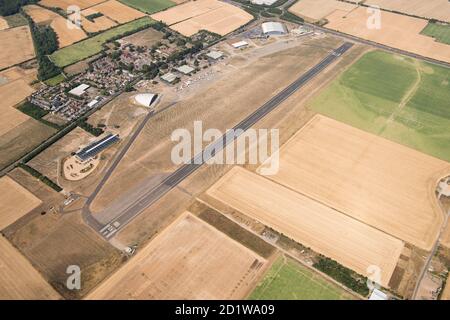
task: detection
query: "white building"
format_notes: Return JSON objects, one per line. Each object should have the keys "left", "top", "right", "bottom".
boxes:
{"left": 134, "top": 93, "right": 158, "bottom": 107}
{"left": 161, "top": 72, "right": 178, "bottom": 84}
{"left": 176, "top": 65, "right": 195, "bottom": 75}
{"left": 87, "top": 99, "right": 98, "bottom": 108}
{"left": 206, "top": 51, "right": 224, "bottom": 60}
{"left": 232, "top": 40, "right": 249, "bottom": 49}
{"left": 369, "top": 289, "right": 388, "bottom": 300}
{"left": 69, "top": 84, "right": 90, "bottom": 97}
{"left": 251, "top": 0, "right": 277, "bottom": 5}
{"left": 261, "top": 22, "right": 286, "bottom": 35}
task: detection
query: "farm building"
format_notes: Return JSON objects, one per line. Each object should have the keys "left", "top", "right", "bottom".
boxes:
{"left": 176, "top": 65, "right": 195, "bottom": 75}
{"left": 369, "top": 289, "right": 388, "bottom": 300}
{"left": 76, "top": 133, "right": 119, "bottom": 162}
{"left": 206, "top": 50, "right": 224, "bottom": 60}
{"left": 134, "top": 93, "right": 158, "bottom": 107}
{"left": 251, "top": 0, "right": 277, "bottom": 5}
{"left": 161, "top": 72, "right": 178, "bottom": 84}
{"left": 69, "top": 83, "right": 90, "bottom": 97}
{"left": 261, "top": 22, "right": 286, "bottom": 35}
{"left": 232, "top": 40, "right": 249, "bottom": 49}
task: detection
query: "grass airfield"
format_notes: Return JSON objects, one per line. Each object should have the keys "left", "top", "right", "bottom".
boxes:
{"left": 309, "top": 50, "right": 450, "bottom": 162}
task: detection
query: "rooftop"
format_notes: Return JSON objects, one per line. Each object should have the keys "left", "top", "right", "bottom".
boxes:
{"left": 161, "top": 72, "right": 178, "bottom": 83}
{"left": 76, "top": 133, "right": 119, "bottom": 162}
{"left": 69, "top": 84, "right": 90, "bottom": 97}
{"left": 176, "top": 65, "right": 195, "bottom": 75}
{"left": 206, "top": 51, "right": 224, "bottom": 60}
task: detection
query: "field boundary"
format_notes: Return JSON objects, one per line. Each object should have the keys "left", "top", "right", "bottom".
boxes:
{"left": 196, "top": 197, "right": 364, "bottom": 299}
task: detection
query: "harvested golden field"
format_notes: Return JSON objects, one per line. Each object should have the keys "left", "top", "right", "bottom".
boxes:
{"left": 87, "top": 212, "right": 266, "bottom": 299}
{"left": 151, "top": 0, "right": 253, "bottom": 36}
{"left": 25, "top": 5, "right": 87, "bottom": 47}
{"left": 6, "top": 209, "right": 122, "bottom": 299}
{"left": 39, "top": 0, "right": 106, "bottom": 10}
{"left": 88, "top": 0, "right": 146, "bottom": 24}
{"left": 75, "top": 14, "right": 117, "bottom": 33}
{"left": 325, "top": 7, "right": 450, "bottom": 63}
{"left": 289, "top": 0, "right": 356, "bottom": 22}
{"left": 260, "top": 115, "right": 450, "bottom": 250}
{"left": 0, "top": 176, "right": 41, "bottom": 230}
{"left": 0, "top": 119, "right": 57, "bottom": 170}
{"left": 207, "top": 167, "right": 403, "bottom": 287}
{"left": 24, "top": 4, "right": 59, "bottom": 23}
{"left": 0, "top": 16, "right": 8, "bottom": 30}
{"left": 0, "top": 26, "right": 35, "bottom": 70}
{"left": 51, "top": 16, "right": 87, "bottom": 47}
{"left": 0, "top": 236, "right": 60, "bottom": 299}
{"left": 365, "top": 0, "right": 450, "bottom": 23}
{"left": 0, "top": 79, "right": 35, "bottom": 136}
{"left": 0, "top": 66, "right": 37, "bottom": 85}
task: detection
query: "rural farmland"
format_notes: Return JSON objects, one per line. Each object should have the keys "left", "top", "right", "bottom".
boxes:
{"left": 87, "top": 213, "right": 266, "bottom": 299}
{"left": 259, "top": 115, "right": 449, "bottom": 250}
{"left": 309, "top": 50, "right": 450, "bottom": 162}
{"left": 207, "top": 166, "right": 404, "bottom": 287}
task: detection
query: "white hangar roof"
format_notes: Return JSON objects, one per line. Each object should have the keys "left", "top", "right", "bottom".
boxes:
{"left": 261, "top": 22, "right": 286, "bottom": 35}
{"left": 135, "top": 93, "right": 158, "bottom": 107}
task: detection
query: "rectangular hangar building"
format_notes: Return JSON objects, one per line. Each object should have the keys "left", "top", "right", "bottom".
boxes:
{"left": 76, "top": 133, "right": 119, "bottom": 162}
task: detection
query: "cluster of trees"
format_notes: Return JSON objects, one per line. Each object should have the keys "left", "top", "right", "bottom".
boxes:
{"left": 0, "top": 0, "right": 36, "bottom": 16}
{"left": 85, "top": 12, "right": 103, "bottom": 22}
{"left": 313, "top": 257, "right": 370, "bottom": 296}
{"left": 77, "top": 119, "right": 104, "bottom": 137}
{"left": 22, "top": 11, "right": 61, "bottom": 80}
{"left": 18, "top": 101, "right": 62, "bottom": 129}
{"left": 166, "top": 41, "right": 203, "bottom": 63}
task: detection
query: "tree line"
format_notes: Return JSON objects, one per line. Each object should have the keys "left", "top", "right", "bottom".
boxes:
{"left": 22, "top": 9, "right": 61, "bottom": 80}
{"left": 0, "top": 0, "right": 36, "bottom": 16}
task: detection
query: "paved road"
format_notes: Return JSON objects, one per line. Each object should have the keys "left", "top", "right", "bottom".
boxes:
{"left": 88, "top": 42, "right": 353, "bottom": 239}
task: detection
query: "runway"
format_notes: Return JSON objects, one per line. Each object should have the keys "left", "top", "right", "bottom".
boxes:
{"left": 84, "top": 42, "right": 354, "bottom": 239}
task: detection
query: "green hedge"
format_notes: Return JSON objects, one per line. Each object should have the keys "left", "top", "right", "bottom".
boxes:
{"left": 313, "top": 257, "right": 370, "bottom": 296}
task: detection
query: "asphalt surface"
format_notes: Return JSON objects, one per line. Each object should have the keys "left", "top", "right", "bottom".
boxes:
{"left": 88, "top": 42, "right": 353, "bottom": 239}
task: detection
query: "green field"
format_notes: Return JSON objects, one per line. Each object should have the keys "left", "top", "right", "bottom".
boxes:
{"left": 248, "top": 256, "right": 355, "bottom": 300}
{"left": 50, "top": 17, "right": 154, "bottom": 67}
{"left": 3, "top": 13, "right": 28, "bottom": 27}
{"left": 119, "top": 0, "right": 175, "bottom": 14}
{"left": 309, "top": 50, "right": 450, "bottom": 162}
{"left": 421, "top": 22, "right": 450, "bottom": 45}
{"left": 44, "top": 73, "right": 65, "bottom": 86}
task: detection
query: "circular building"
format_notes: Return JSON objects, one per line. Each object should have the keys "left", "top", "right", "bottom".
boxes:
{"left": 134, "top": 93, "right": 158, "bottom": 107}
